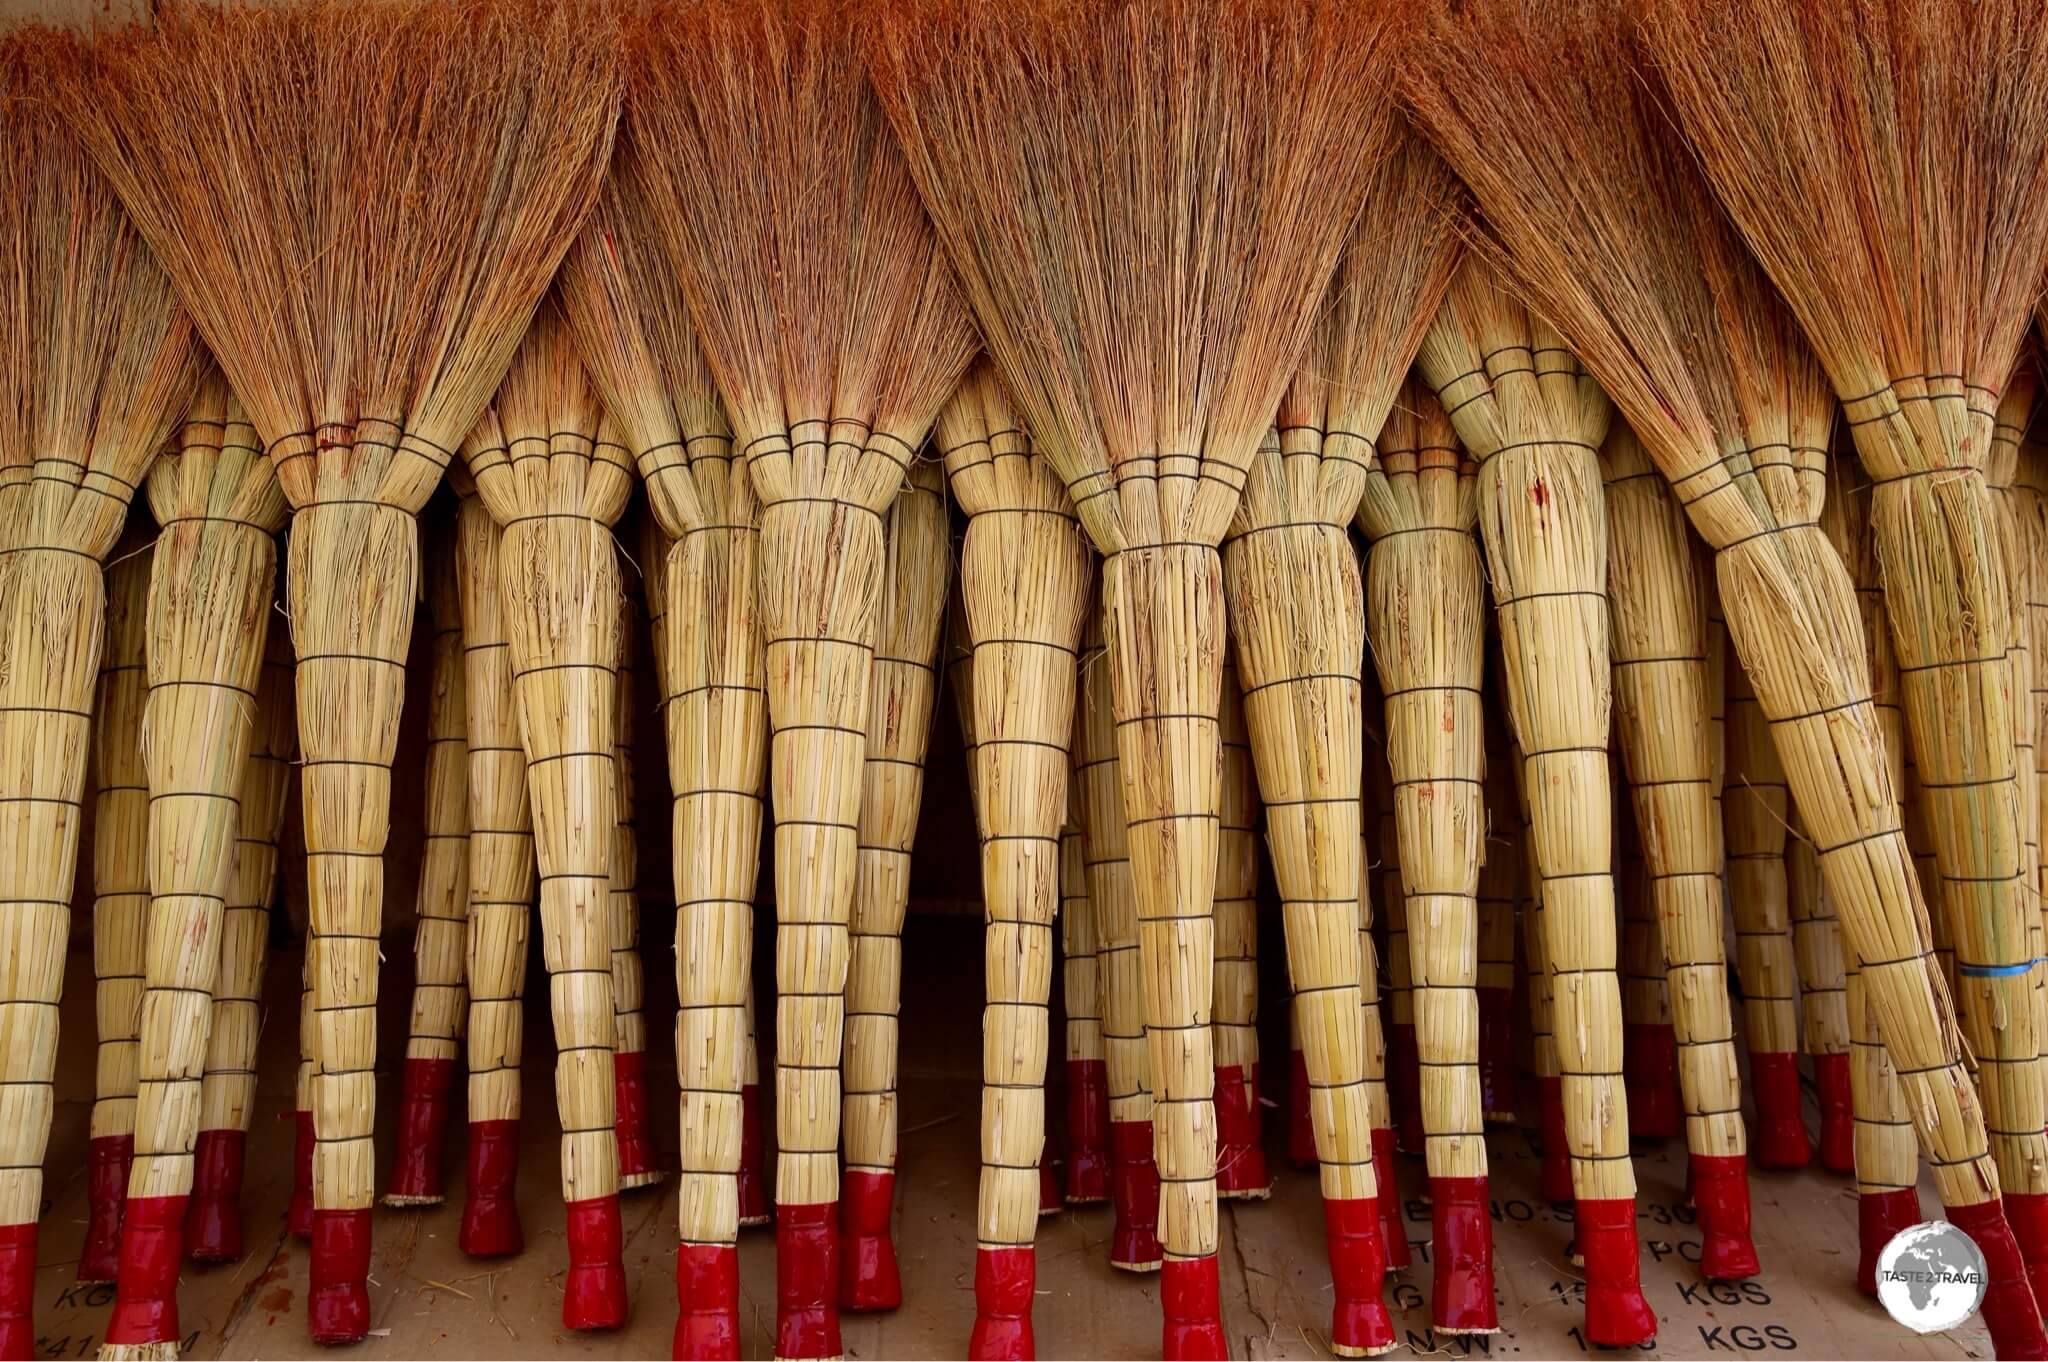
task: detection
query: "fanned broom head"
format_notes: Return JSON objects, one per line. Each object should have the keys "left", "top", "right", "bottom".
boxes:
{"left": 1403, "top": 0, "right": 1829, "bottom": 545}
{"left": 869, "top": 0, "right": 1406, "bottom": 552}
{"left": 56, "top": 0, "right": 621, "bottom": 513}
{"left": 1644, "top": 0, "right": 2048, "bottom": 476}
{"left": 1, "top": 33, "right": 199, "bottom": 559}
{"left": 624, "top": 0, "right": 977, "bottom": 514}
{"left": 556, "top": 141, "right": 738, "bottom": 540}
{"left": 1269, "top": 128, "right": 1462, "bottom": 536}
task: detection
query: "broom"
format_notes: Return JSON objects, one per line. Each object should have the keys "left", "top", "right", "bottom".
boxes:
{"left": 186, "top": 576, "right": 294, "bottom": 1264}
{"left": 1357, "top": 376, "right": 1494, "bottom": 1333}
{"left": 1818, "top": 446, "right": 1926, "bottom": 1290}
{"left": 1372, "top": 762, "right": 1420, "bottom": 1159}
{"left": 1503, "top": 704, "right": 1572, "bottom": 1208}
{"left": 1613, "top": 774, "right": 1680, "bottom": 1141}
{"left": 628, "top": 9, "right": 978, "bottom": 1353}
{"left": 63, "top": 3, "right": 621, "bottom": 1341}
{"left": 458, "top": 304, "right": 637, "bottom": 1328}
{"left": 83, "top": 524, "right": 157, "bottom": 1284}
{"left": 1411, "top": 1, "right": 2044, "bottom": 1350}
{"left": 1649, "top": 0, "right": 2048, "bottom": 1310}
{"left": 840, "top": 457, "right": 950, "bottom": 1312}
{"left": 447, "top": 475, "right": 537, "bottom": 1261}
{"left": 386, "top": 505, "right": 470, "bottom": 1210}
{"left": 0, "top": 40, "right": 200, "bottom": 1351}
{"left": 105, "top": 366, "right": 289, "bottom": 1359}
{"left": 1407, "top": 260, "right": 1647, "bottom": 1342}
{"left": 1072, "top": 613, "right": 1161, "bottom": 1277}
{"left": 931, "top": 364, "right": 1098, "bottom": 1351}
{"left": 610, "top": 572, "right": 658, "bottom": 1193}
{"left": 1476, "top": 685, "right": 1521, "bottom": 1129}
{"left": 1723, "top": 628, "right": 1812, "bottom": 1170}
{"left": 1212, "top": 650, "right": 1266, "bottom": 1201}
{"left": 555, "top": 147, "right": 772, "bottom": 1355}
{"left": 871, "top": 4, "right": 1401, "bottom": 1350}
{"left": 1598, "top": 419, "right": 1756, "bottom": 1275}
{"left": 1356, "top": 680, "right": 1408, "bottom": 1272}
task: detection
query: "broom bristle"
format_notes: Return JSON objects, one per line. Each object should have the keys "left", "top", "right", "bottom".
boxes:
{"left": 57, "top": 0, "right": 619, "bottom": 507}
{"left": 869, "top": 0, "right": 1404, "bottom": 551}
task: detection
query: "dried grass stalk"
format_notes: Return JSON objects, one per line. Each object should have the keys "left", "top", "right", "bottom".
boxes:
{"left": 83, "top": 525, "right": 157, "bottom": 1283}
{"left": 1412, "top": 265, "right": 1632, "bottom": 1221}
{"left": 628, "top": 15, "right": 975, "bottom": 1349}
{"left": 870, "top": 6, "right": 1401, "bottom": 1341}
{"left": 840, "top": 458, "right": 950, "bottom": 1306}
{"left": 190, "top": 595, "right": 293, "bottom": 1261}
{"left": 933, "top": 363, "right": 1096, "bottom": 1340}
{"left": 610, "top": 582, "right": 657, "bottom": 1191}
{"left": 61, "top": 13, "right": 620, "bottom": 1335}
{"left": 1642, "top": 0, "right": 2048, "bottom": 1293}
{"left": 1410, "top": 8, "right": 2018, "bottom": 1337}
{"left": 556, "top": 141, "right": 765, "bottom": 1319}
{"left": 461, "top": 304, "right": 636, "bottom": 1324}
{"left": 387, "top": 504, "right": 470, "bottom": 1209}
{"left": 108, "top": 369, "right": 288, "bottom": 1356}
{"left": 453, "top": 479, "right": 537, "bottom": 1257}
{"left": 0, "top": 42, "right": 200, "bottom": 1346}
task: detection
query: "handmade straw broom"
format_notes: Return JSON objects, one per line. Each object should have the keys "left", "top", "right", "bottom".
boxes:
{"left": 1818, "top": 446, "right": 1925, "bottom": 1290}
{"left": 1501, "top": 696, "right": 1572, "bottom": 1208}
{"left": 1071, "top": 614, "right": 1162, "bottom": 1278}
{"left": 82, "top": 526, "right": 155, "bottom": 1285}
{"left": 104, "top": 369, "right": 289, "bottom": 1359}
{"left": 1723, "top": 629, "right": 1812, "bottom": 1169}
{"left": 1409, "top": 2, "right": 2046, "bottom": 1350}
{"left": 1407, "top": 260, "right": 1649, "bottom": 1342}
{"left": 625, "top": 9, "right": 978, "bottom": 1351}
{"left": 1476, "top": 686, "right": 1522, "bottom": 1130}
{"left": 187, "top": 589, "right": 294, "bottom": 1263}
{"left": 449, "top": 473, "right": 537, "bottom": 1261}
{"left": 458, "top": 305, "right": 637, "bottom": 1328}
{"left": 1352, "top": 696, "right": 1406, "bottom": 1271}
{"left": 1646, "top": 0, "right": 2048, "bottom": 1320}
{"left": 555, "top": 130, "right": 774, "bottom": 1356}
{"left": 1597, "top": 419, "right": 1757, "bottom": 1275}
{"left": 386, "top": 509, "right": 471, "bottom": 1209}
{"left": 1357, "top": 378, "right": 1494, "bottom": 1333}
{"left": 1371, "top": 762, "right": 1420, "bottom": 1160}
{"left": 871, "top": 3, "right": 1401, "bottom": 1350}
{"left": 930, "top": 363, "right": 1096, "bottom": 1353}
{"left": 0, "top": 40, "right": 201, "bottom": 1351}
{"left": 1212, "top": 654, "right": 1267, "bottom": 1201}
{"left": 841, "top": 458, "right": 950, "bottom": 1311}
{"left": 62, "top": 4, "right": 621, "bottom": 1340}
{"left": 1784, "top": 810, "right": 1854, "bottom": 1175}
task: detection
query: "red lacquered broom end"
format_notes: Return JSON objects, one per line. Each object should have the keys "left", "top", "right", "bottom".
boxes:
{"left": 1430, "top": 1177, "right": 1498, "bottom": 1334}
{"left": 287, "top": 1111, "right": 315, "bottom": 1241}
{"left": 0, "top": 1223, "right": 37, "bottom": 1361}
{"left": 1214, "top": 1065, "right": 1270, "bottom": 1199}
{"left": 1950, "top": 1198, "right": 2048, "bottom": 1360}
{"left": 1064, "top": 1058, "right": 1113, "bottom": 1203}
{"left": 1161, "top": 1256, "right": 1226, "bottom": 1361}
{"left": 308, "top": 1208, "right": 372, "bottom": 1345}
{"left": 1748, "top": 1053, "right": 1811, "bottom": 1170}
{"left": 563, "top": 1195, "right": 628, "bottom": 1330}
{"left": 674, "top": 1243, "right": 740, "bottom": 1361}
{"left": 186, "top": 1129, "right": 248, "bottom": 1263}
{"left": 1576, "top": 1198, "right": 1657, "bottom": 1348}
{"left": 1324, "top": 1197, "right": 1393, "bottom": 1357}
{"left": 1855, "top": 1189, "right": 1920, "bottom": 1298}
{"left": 968, "top": 1246, "right": 1035, "bottom": 1361}
{"left": 104, "top": 1194, "right": 186, "bottom": 1351}
{"left": 79, "top": 1133, "right": 132, "bottom": 1283}
{"left": 837, "top": 1170, "right": 900, "bottom": 1312}
{"left": 458, "top": 1119, "right": 523, "bottom": 1258}
{"left": 615, "top": 1051, "right": 662, "bottom": 1190}
{"left": 1108, "top": 1121, "right": 1162, "bottom": 1272}
{"left": 1690, "top": 1153, "right": 1760, "bottom": 1281}
{"left": 1370, "top": 1127, "right": 1408, "bottom": 1272}
{"left": 1811, "top": 1052, "right": 1854, "bottom": 1175}
{"left": 775, "top": 1203, "right": 842, "bottom": 1360}
{"left": 384, "top": 1056, "right": 457, "bottom": 1206}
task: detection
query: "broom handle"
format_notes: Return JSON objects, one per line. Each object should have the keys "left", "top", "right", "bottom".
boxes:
{"left": 958, "top": 511, "right": 1090, "bottom": 1284}
{"left": 1724, "top": 674, "right": 1802, "bottom": 1061}
{"left": 1710, "top": 530, "right": 2000, "bottom": 1211}
{"left": 610, "top": 603, "right": 655, "bottom": 1190}
{"left": 291, "top": 503, "right": 416, "bottom": 1215}
{"left": 499, "top": 518, "right": 622, "bottom": 1206}
{"left": 1785, "top": 826, "right": 1850, "bottom": 1076}
{"left": 668, "top": 524, "right": 765, "bottom": 1251}
{"left": 458, "top": 496, "right": 534, "bottom": 1243}
{"left": 1213, "top": 664, "right": 1263, "bottom": 1194}
{"left": 1102, "top": 545, "right": 1223, "bottom": 1269}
